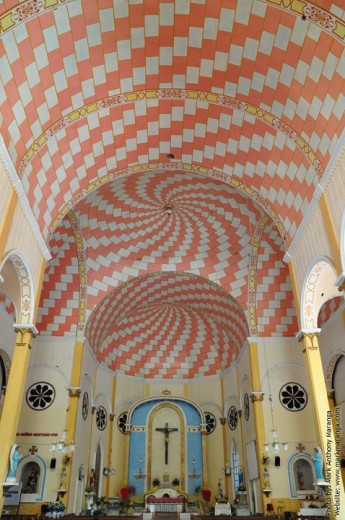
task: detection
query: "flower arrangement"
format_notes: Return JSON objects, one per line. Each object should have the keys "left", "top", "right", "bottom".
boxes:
{"left": 152, "top": 477, "right": 160, "bottom": 487}
{"left": 46, "top": 501, "right": 65, "bottom": 517}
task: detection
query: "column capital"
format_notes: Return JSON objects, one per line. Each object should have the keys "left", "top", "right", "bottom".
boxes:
{"left": 250, "top": 391, "right": 264, "bottom": 403}
{"left": 13, "top": 323, "right": 38, "bottom": 336}
{"left": 67, "top": 386, "right": 81, "bottom": 398}
{"left": 296, "top": 328, "right": 321, "bottom": 342}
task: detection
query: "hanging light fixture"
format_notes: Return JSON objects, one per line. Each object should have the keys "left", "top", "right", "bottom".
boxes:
{"left": 188, "top": 459, "right": 201, "bottom": 479}
{"left": 134, "top": 457, "right": 146, "bottom": 480}
{"left": 50, "top": 430, "right": 75, "bottom": 454}
{"left": 263, "top": 341, "right": 288, "bottom": 454}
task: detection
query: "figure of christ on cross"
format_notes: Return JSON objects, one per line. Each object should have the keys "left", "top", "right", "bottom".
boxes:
{"left": 156, "top": 422, "right": 178, "bottom": 464}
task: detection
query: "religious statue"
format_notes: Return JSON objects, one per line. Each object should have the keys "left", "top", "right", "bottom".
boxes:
{"left": 7, "top": 444, "right": 20, "bottom": 481}
{"left": 313, "top": 447, "right": 325, "bottom": 480}
{"left": 59, "top": 465, "right": 68, "bottom": 489}
{"left": 263, "top": 467, "right": 271, "bottom": 489}
{"left": 296, "top": 465, "right": 305, "bottom": 490}
{"left": 23, "top": 467, "right": 38, "bottom": 493}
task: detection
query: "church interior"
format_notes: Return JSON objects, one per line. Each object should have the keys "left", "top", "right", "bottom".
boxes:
{"left": 0, "top": 1, "right": 345, "bottom": 519}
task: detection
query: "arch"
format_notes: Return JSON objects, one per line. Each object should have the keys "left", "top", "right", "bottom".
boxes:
{"left": 300, "top": 257, "right": 339, "bottom": 330}
{"left": 325, "top": 352, "right": 344, "bottom": 389}
{"left": 287, "top": 451, "right": 317, "bottom": 498}
{"left": 0, "top": 348, "right": 11, "bottom": 384}
{"left": 0, "top": 250, "right": 35, "bottom": 325}
{"left": 17, "top": 454, "right": 47, "bottom": 502}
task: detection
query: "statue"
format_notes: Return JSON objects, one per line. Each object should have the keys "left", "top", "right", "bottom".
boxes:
{"left": 313, "top": 447, "right": 324, "bottom": 480}
{"left": 59, "top": 466, "right": 68, "bottom": 489}
{"left": 296, "top": 465, "right": 305, "bottom": 490}
{"left": 23, "top": 467, "right": 38, "bottom": 493}
{"left": 7, "top": 444, "right": 20, "bottom": 481}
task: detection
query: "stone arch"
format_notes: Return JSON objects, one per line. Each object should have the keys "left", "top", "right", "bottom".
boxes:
{"left": 300, "top": 257, "right": 339, "bottom": 330}
{"left": 0, "top": 250, "right": 35, "bottom": 325}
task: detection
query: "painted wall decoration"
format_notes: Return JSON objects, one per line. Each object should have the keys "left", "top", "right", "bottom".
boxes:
{"left": 26, "top": 382, "right": 55, "bottom": 410}
{"left": 279, "top": 383, "right": 307, "bottom": 411}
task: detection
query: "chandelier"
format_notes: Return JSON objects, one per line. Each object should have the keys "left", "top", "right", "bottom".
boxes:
{"left": 188, "top": 459, "right": 201, "bottom": 479}
{"left": 263, "top": 340, "right": 287, "bottom": 454}
{"left": 134, "top": 458, "right": 146, "bottom": 480}
{"left": 50, "top": 430, "right": 75, "bottom": 454}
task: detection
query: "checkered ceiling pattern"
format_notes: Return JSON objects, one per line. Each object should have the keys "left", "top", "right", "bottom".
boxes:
{"left": 2, "top": 0, "right": 343, "bottom": 377}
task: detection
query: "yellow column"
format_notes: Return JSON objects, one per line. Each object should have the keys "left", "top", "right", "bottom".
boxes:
{"left": 0, "top": 326, "right": 37, "bottom": 513}
{"left": 248, "top": 340, "right": 270, "bottom": 514}
{"left": 298, "top": 331, "right": 345, "bottom": 519}
{"left": 64, "top": 339, "right": 84, "bottom": 509}
{"left": 201, "top": 424, "right": 209, "bottom": 488}
{"left": 123, "top": 430, "right": 130, "bottom": 485}
{"left": 0, "top": 188, "right": 17, "bottom": 260}
{"left": 220, "top": 377, "right": 230, "bottom": 498}
{"left": 105, "top": 377, "right": 116, "bottom": 498}
{"left": 319, "top": 193, "right": 342, "bottom": 274}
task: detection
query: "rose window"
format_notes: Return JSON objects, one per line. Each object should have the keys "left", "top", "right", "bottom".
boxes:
{"left": 228, "top": 405, "right": 238, "bottom": 430}
{"left": 117, "top": 412, "right": 128, "bottom": 433}
{"left": 82, "top": 392, "right": 89, "bottom": 420}
{"left": 26, "top": 382, "right": 55, "bottom": 410}
{"left": 96, "top": 406, "right": 107, "bottom": 430}
{"left": 205, "top": 412, "right": 216, "bottom": 434}
{"left": 244, "top": 393, "right": 250, "bottom": 421}
{"left": 279, "top": 383, "right": 307, "bottom": 411}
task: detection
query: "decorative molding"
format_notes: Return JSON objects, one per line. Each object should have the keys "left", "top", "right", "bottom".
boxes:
{"left": 18, "top": 90, "right": 322, "bottom": 184}
{"left": 284, "top": 125, "right": 345, "bottom": 263}
{"left": 0, "top": 135, "right": 51, "bottom": 261}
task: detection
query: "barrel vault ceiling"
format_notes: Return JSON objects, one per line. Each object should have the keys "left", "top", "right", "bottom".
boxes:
{"left": 0, "top": 0, "right": 344, "bottom": 378}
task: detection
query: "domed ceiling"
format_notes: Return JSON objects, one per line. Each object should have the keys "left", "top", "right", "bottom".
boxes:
{"left": 1, "top": 0, "right": 344, "bottom": 377}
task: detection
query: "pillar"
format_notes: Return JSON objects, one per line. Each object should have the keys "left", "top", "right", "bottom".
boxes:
{"left": 63, "top": 339, "right": 84, "bottom": 509}
{"left": 0, "top": 325, "right": 37, "bottom": 513}
{"left": 248, "top": 340, "right": 270, "bottom": 514}
{"left": 297, "top": 330, "right": 345, "bottom": 519}
{"left": 105, "top": 377, "right": 116, "bottom": 498}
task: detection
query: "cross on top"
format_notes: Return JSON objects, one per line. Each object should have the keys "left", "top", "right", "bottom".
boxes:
{"left": 29, "top": 445, "right": 38, "bottom": 455}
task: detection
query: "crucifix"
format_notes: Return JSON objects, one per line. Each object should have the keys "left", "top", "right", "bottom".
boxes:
{"left": 156, "top": 422, "right": 178, "bottom": 464}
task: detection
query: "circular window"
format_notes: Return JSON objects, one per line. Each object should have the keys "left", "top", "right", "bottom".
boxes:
{"left": 244, "top": 393, "right": 250, "bottom": 421}
{"left": 96, "top": 406, "right": 107, "bottom": 430}
{"left": 26, "top": 382, "right": 55, "bottom": 410}
{"left": 227, "top": 405, "right": 238, "bottom": 430}
{"left": 117, "top": 412, "right": 128, "bottom": 433}
{"left": 82, "top": 392, "right": 89, "bottom": 420}
{"left": 279, "top": 382, "right": 307, "bottom": 411}
{"left": 205, "top": 412, "right": 216, "bottom": 434}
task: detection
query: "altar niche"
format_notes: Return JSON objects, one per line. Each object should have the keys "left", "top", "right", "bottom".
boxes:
{"left": 288, "top": 453, "right": 318, "bottom": 498}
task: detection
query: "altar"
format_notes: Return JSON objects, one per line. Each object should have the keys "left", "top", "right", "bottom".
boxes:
{"left": 146, "top": 488, "right": 187, "bottom": 513}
